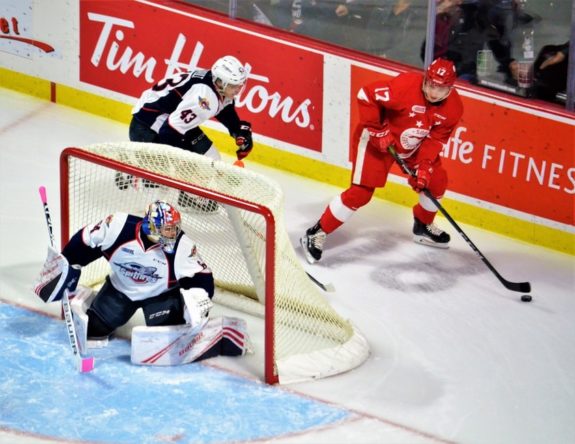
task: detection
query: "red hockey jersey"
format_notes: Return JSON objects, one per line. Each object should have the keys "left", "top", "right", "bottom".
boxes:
{"left": 356, "top": 71, "right": 463, "bottom": 164}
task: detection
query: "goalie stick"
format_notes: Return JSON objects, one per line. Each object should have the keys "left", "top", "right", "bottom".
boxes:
{"left": 38, "top": 186, "right": 95, "bottom": 373}
{"left": 387, "top": 146, "right": 531, "bottom": 294}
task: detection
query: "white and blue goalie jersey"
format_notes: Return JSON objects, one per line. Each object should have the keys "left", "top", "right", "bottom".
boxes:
{"left": 62, "top": 213, "right": 211, "bottom": 302}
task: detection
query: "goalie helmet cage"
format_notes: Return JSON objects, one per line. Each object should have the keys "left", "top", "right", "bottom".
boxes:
{"left": 60, "top": 142, "right": 369, "bottom": 384}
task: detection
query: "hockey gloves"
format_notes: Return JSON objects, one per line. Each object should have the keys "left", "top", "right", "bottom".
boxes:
{"left": 234, "top": 121, "right": 253, "bottom": 160}
{"left": 367, "top": 124, "right": 394, "bottom": 152}
{"left": 181, "top": 288, "right": 213, "bottom": 329}
{"left": 34, "top": 246, "right": 81, "bottom": 303}
{"left": 408, "top": 160, "right": 434, "bottom": 193}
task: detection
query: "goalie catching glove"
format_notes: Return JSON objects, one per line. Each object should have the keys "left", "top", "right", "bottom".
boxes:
{"left": 234, "top": 121, "right": 253, "bottom": 160}
{"left": 181, "top": 287, "right": 213, "bottom": 329}
{"left": 34, "top": 246, "right": 81, "bottom": 303}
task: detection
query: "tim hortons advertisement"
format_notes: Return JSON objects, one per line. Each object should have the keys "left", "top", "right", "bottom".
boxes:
{"left": 79, "top": 0, "right": 323, "bottom": 151}
{"left": 350, "top": 66, "right": 575, "bottom": 228}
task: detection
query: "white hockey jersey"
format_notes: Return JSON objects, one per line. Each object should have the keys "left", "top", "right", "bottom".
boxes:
{"left": 131, "top": 69, "right": 240, "bottom": 147}
{"left": 62, "top": 213, "right": 211, "bottom": 302}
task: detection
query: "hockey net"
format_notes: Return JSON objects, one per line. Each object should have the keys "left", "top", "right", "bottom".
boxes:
{"left": 60, "top": 142, "right": 369, "bottom": 384}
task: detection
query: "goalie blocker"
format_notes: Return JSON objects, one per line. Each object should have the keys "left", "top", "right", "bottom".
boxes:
{"left": 34, "top": 246, "right": 81, "bottom": 303}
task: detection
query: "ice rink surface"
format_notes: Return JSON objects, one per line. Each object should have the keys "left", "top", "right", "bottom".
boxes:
{"left": 0, "top": 88, "right": 574, "bottom": 444}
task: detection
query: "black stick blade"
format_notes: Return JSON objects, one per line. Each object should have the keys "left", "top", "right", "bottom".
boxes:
{"left": 504, "top": 280, "right": 531, "bottom": 293}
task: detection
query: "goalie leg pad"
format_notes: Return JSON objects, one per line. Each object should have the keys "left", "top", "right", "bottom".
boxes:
{"left": 34, "top": 246, "right": 81, "bottom": 303}
{"left": 70, "top": 287, "right": 109, "bottom": 349}
{"left": 131, "top": 316, "right": 251, "bottom": 366}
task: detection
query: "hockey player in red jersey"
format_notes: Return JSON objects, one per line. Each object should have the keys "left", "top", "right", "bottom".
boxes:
{"left": 301, "top": 58, "right": 464, "bottom": 264}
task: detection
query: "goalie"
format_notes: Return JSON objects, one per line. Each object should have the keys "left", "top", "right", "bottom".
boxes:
{"left": 34, "top": 200, "right": 251, "bottom": 365}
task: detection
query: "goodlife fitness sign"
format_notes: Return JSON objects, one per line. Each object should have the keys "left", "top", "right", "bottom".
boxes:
{"left": 79, "top": 0, "right": 323, "bottom": 151}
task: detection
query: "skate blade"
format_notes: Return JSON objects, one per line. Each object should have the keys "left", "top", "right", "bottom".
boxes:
{"left": 413, "top": 235, "right": 450, "bottom": 249}
{"left": 299, "top": 236, "right": 318, "bottom": 264}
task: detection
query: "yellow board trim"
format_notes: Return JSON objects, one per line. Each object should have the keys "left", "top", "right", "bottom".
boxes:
{"left": 0, "top": 67, "right": 52, "bottom": 100}
{"left": 57, "top": 84, "right": 133, "bottom": 124}
{"left": 2, "top": 68, "right": 572, "bottom": 255}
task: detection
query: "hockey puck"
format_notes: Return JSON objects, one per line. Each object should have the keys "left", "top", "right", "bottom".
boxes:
{"left": 520, "top": 294, "right": 532, "bottom": 302}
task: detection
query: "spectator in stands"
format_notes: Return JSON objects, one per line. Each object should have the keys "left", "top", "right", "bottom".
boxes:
{"left": 533, "top": 41, "right": 569, "bottom": 103}
{"left": 422, "top": 0, "right": 528, "bottom": 84}
{"left": 287, "top": 1, "right": 354, "bottom": 46}
{"left": 421, "top": 0, "right": 484, "bottom": 82}
{"left": 478, "top": 0, "right": 518, "bottom": 82}
{"left": 368, "top": 0, "right": 425, "bottom": 62}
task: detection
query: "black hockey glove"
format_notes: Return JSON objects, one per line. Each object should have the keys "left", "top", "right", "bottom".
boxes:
{"left": 234, "top": 121, "right": 253, "bottom": 160}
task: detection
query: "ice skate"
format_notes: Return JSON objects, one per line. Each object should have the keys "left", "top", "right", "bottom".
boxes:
{"left": 177, "top": 191, "right": 219, "bottom": 213}
{"left": 114, "top": 171, "right": 131, "bottom": 190}
{"left": 114, "top": 172, "right": 158, "bottom": 190}
{"left": 300, "top": 222, "right": 326, "bottom": 264}
{"left": 413, "top": 218, "right": 450, "bottom": 248}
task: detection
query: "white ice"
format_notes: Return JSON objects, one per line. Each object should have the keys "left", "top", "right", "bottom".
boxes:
{"left": 0, "top": 88, "right": 574, "bottom": 444}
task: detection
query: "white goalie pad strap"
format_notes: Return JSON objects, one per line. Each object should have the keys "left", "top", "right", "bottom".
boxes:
{"left": 131, "top": 316, "right": 251, "bottom": 366}
{"left": 34, "top": 246, "right": 81, "bottom": 303}
{"left": 181, "top": 288, "right": 213, "bottom": 328}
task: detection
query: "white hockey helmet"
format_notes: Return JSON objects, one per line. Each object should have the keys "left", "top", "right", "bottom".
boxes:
{"left": 211, "top": 55, "right": 247, "bottom": 92}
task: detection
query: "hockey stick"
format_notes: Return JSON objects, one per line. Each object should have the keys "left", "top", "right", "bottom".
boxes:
{"left": 38, "top": 186, "right": 95, "bottom": 372}
{"left": 305, "top": 271, "right": 335, "bottom": 292}
{"left": 387, "top": 147, "right": 531, "bottom": 294}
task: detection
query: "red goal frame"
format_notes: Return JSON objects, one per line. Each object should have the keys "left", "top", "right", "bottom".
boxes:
{"left": 60, "top": 147, "right": 279, "bottom": 384}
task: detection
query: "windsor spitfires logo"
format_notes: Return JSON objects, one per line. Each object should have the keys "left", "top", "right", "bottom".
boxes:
{"left": 114, "top": 262, "right": 161, "bottom": 283}
{"left": 198, "top": 96, "right": 210, "bottom": 110}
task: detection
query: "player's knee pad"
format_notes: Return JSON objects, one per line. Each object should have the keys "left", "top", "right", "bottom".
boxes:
{"left": 426, "top": 165, "right": 448, "bottom": 197}
{"left": 341, "top": 184, "right": 375, "bottom": 209}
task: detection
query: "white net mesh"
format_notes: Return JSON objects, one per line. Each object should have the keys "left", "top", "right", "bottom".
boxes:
{"left": 62, "top": 142, "right": 369, "bottom": 383}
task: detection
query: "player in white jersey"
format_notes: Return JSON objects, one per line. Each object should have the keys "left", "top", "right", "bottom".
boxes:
{"left": 129, "top": 55, "right": 253, "bottom": 162}
{"left": 121, "top": 55, "right": 253, "bottom": 210}
{"left": 35, "top": 200, "right": 251, "bottom": 364}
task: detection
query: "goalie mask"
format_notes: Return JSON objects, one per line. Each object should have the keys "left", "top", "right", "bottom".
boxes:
{"left": 211, "top": 55, "right": 247, "bottom": 98}
{"left": 142, "top": 200, "right": 182, "bottom": 253}
{"left": 423, "top": 58, "right": 457, "bottom": 103}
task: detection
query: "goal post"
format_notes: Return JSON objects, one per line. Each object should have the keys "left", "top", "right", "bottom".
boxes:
{"left": 60, "top": 142, "right": 369, "bottom": 384}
